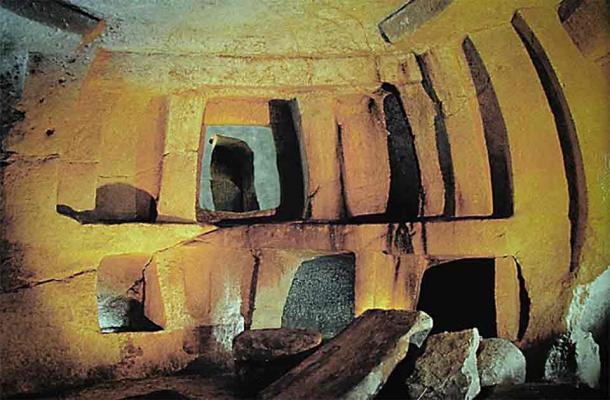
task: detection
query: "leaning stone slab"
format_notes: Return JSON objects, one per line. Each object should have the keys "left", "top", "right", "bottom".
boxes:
{"left": 477, "top": 338, "right": 526, "bottom": 387}
{"left": 233, "top": 328, "right": 322, "bottom": 395}
{"left": 406, "top": 328, "right": 481, "bottom": 400}
{"left": 259, "top": 309, "right": 433, "bottom": 400}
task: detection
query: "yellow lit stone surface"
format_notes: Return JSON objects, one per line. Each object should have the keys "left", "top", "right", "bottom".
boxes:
{"left": 423, "top": 45, "right": 494, "bottom": 217}
{"left": 398, "top": 83, "right": 445, "bottom": 216}
{"left": 1, "top": 0, "right": 608, "bottom": 396}
{"left": 336, "top": 94, "right": 391, "bottom": 217}
{"left": 494, "top": 256, "right": 521, "bottom": 341}
{"left": 204, "top": 98, "right": 270, "bottom": 126}
{"left": 295, "top": 94, "right": 343, "bottom": 220}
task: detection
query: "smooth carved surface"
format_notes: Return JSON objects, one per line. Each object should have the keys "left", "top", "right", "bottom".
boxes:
{"left": 260, "top": 309, "right": 433, "bottom": 400}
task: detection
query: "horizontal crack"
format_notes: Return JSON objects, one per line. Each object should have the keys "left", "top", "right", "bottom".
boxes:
{"left": 2, "top": 268, "right": 96, "bottom": 295}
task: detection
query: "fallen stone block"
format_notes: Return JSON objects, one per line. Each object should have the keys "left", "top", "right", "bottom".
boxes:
{"left": 406, "top": 328, "right": 481, "bottom": 400}
{"left": 259, "top": 309, "right": 432, "bottom": 400}
{"left": 477, "top": 338, "right": 526, "bottom": 387}
{"left": 233, "top": 328, "right": 322, "bottom": 395}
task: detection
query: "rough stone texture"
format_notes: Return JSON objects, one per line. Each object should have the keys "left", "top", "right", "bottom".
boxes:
{"left": 62, "top": 374, "right": 239, "bottom": 400}
{"left": 559, "top": 266, "right": 610, "bottom": 389}
{"left": 480, "top": 383, "right": 603, "bottom": 399}
{"left": 281, "top": 254, "right": 355, "bottom": 339}
{"left": 559, "top": 0, "right": 610, "bottom": 62}
{"left": 260, "top": 309, "right": 433, "bottom": 400}
{"left": 406, "top": 329, "right": 481, "bottom": 400}
{"left": 250, "top": 250, "right": 354, "bottom": 332}
{"left": 566, "top": 266, "right": 610, "bottom": 344}
{"left": 477, "top": 338, "right": 526, "bottom": 387}
{"left": 233, "top": 328, "right": 322, "bottom": 395}
{"left": 0, "top": 46, "right": 27, "bottom": 147}
{"left": 543, "top": 332, "right": 601, "bottom": 389}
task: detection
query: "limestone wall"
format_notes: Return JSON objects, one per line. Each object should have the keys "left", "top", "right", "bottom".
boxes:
{"left": 1, "top": 0, "right": 608, "bottom": 396}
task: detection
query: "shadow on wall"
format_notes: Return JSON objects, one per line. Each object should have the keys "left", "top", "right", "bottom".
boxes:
{"left": 57, "top": 183, "right": 157, "bottom": 224}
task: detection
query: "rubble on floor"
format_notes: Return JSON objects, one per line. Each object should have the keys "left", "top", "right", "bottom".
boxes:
{"left": 478, "top": 382, "right": 604, "bottom": 399}
{"left": 405, "top": 328, "right": 481, "bottom": 400}
{"left": 232, "top": 328, "right": 322, "bottom": 395}
{"left": 543, "top": 332, "right": 601, "bottom": 389}
{"left": 477, "top": 338, "right": 526, "bottom": 387}
{"left": 259, "top": 309, "right": 433, "bottom": 399}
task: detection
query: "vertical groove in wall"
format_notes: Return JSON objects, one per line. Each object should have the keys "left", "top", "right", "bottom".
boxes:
{"left": 336, "top": 123, "right": 348, "bottom": 220}
{"left": 515, "top": 260, "right": 530, "bottom": 341}
{"left": 244, "top": 249, "right": 261, "bottom": 330}
{"left": 289, "top": 100, "right": 311, "bottom": 220}
{"left": 462, "top": 37, "right": 514, "bottom": 218}
{"left": 414, "top": 55, "right": 456, "bottom": 218}
{"left": 269, "top": 100, "right": 305, "bottom": 220}
{"left": 512, "top": 13, "right": 587, "bottom": 273}
{"left": 382, "top": 83, "right": 422, "bottom": 220}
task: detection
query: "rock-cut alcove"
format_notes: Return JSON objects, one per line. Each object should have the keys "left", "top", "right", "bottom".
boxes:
{"left": 0, "top": 0, "right": 608, "bottom": 398}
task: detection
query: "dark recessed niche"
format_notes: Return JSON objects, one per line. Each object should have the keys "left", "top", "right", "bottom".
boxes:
{"left": 383, "top": 83, "right": 422, "bottom": 221}
{"left": 96, "top": 257, "right": 162, "bottom": 333}
{"left": 197, "top": 99, "right": 304, "bottom": 224}
{"left": 416, "top": 258, "right": 497, "bottom": 337}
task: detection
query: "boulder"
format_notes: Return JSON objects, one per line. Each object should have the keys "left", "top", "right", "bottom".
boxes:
{"left": 477, "top": 338, "right": 526, "bottom": 387}
{"left": 233, "top": 328, "right": 322, "bottom": 395}
{"left": 259, "top": 309, "right": 433, "bottom": 400}
{"left": 406, "top": 328, "right": 481, "bottom": 400}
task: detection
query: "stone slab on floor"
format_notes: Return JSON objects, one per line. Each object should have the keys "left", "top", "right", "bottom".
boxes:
{"left": 233, "top": 328, "right": 322, "bottom": 395}
{"left": 259, "top": 309, "right": 433, "bottom": 400}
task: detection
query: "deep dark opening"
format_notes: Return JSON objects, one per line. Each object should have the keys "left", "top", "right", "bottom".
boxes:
{"left": 382, "top": 83, "right": 422, "bottom": 220}
{"left": 336, "top": 123, "right": 348, "bottom": 220}
{"left": 97, "top": 296, "right": 162, "bottom": 333}
{"left": 463, "top": 37, "right": 514, "bottom": 218}
{"left": 281, "top": 253, "right": 355, "bottom": 339}
{"left": 512, "top": 13, "right": 587, "bottom": 273}
{"left": 516, "top": 260, "right": 531, "bottom": 340}
{"left": 269, "top": 99, "right": 305, "bottom": 220}
{"left": 417, "top": 258, "right": 497, "bottom": 337}
{"left": 210, "top": 135, "right": 260, "bottom": 212}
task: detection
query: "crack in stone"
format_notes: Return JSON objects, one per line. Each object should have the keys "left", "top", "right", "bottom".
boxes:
{"left": 1, "top": 268, "right": 96, "bottom": 294}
